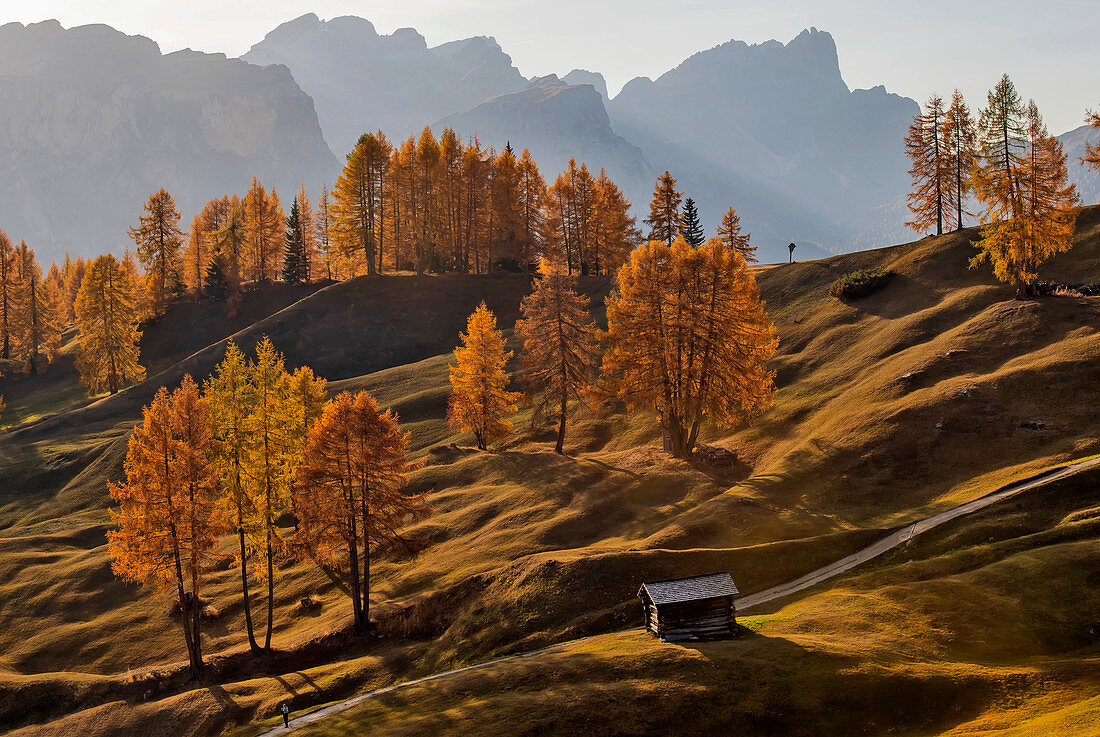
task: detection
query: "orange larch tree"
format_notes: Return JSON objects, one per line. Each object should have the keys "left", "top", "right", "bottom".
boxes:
{"left": 244, "top": 178, "right": 284, "bottom": 283}
{"left": 205, "top": 341, "right": 262, "bottom": 653}
{"left": 448, "top": 302, "right": 520, "bottom": 450}
{"left": 517, "top": 148, "right": 546, "bottom": 272}
{"left": 905, "top": 94, "right": 950, "bottom": 235}
{"left": 591, "top": 169, "right": 640, "bottom": 275}
{"left": 515, "top": 259, "right": 599, "bottom": 454}
{"left": 602, "top": 237, "right": 778, "bottom": 458}
{"left": 973, "top": 81, "right": 1077, "bottom": 298}
{"left": 108, "top": 376, "right": 221, "bottom": 680}
{"left": 334, "top": 132, "right": 391, "bottom": 275}
{"left": 294, "top": 391, "right": 429, "bottom": 633}
{"left": 184, "top": 196, "right": 232, "bottom": 295}
{"left": 644, "top": 171, "right": 683, "bottom": 245}
{"left": 716, "top": 206, "right": 755, "bottom": 263}
{"left": 75, "top": 254, "right": 145, "bottom": 395}
{"left": 15, "top": 242, "right": 59, "bottom": 370}
{"left": 0, "top": 231, "right": 21, "bottom": 360}
{"left": 129, "top": 188, "right": 185, "bottom": 313}
{"left": 942, "top": 89, "right": 978, "bottom": 231}
{"left": 242, "top": 336, "right": 299, "bottom": 650}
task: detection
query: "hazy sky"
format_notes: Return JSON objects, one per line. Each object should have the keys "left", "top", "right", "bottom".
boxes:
{"left": 6, "top": 0, "right": 1099, "bottom": 133}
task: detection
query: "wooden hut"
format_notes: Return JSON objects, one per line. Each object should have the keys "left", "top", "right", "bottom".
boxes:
{"left": 638, "top": 572, "right": 738, "bottom": 641}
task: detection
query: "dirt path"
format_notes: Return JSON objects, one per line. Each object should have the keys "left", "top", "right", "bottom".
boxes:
{"left": 258, "top": 457, "right": 1100, "bottom": 736}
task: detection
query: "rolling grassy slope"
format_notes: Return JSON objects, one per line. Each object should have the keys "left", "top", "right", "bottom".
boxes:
{"left": 0, "top": 207, "right": 1097, "bottom": 735}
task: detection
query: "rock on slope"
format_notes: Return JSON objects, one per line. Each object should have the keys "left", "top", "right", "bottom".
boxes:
{"left": 609, "top": 28, "right": 919, "bottom": 260}
{"left": 242, "top": 13, "right": 527, "bottom": 156}
{"left": 0, "top": 20, "right": 337, "bottom": 264}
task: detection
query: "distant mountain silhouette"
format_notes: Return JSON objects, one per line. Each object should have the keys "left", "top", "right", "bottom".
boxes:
{"left": 3, "top": 16, "right": 1091, "bottom": 266}
{"left": 435, "top": 75, "right": 653, "bottom": 194}
{"left": 0, "top": 20, "right": 336, "bottom": 264}
{"left": 563, "top": 69, "right": 610, "bottom": 102}
{"left": 243, "top": 14, "right": 526, "bottom": 156}
{"left": 245, "top": 19, "right": 918, "bottom": 262}
{"left": 1059, "top": 123, "right": 1100, "bottom": 206}
{"left": 608, "top": 28, "right": 919, "bottom": 258}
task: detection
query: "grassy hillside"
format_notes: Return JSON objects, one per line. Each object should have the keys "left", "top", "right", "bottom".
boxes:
{"left": 0, "top": 208, "right": 1097, "bottom": 735}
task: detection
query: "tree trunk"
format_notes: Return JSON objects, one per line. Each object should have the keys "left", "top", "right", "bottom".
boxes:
{"left": 264, "top": 534, "right": 274, "bottom": 651}
{"left": 665, "top": 413, "right": 694, "bottom": 459}
{"left": 555, "top": 389, "right": 567, "bottom": 455}
{"left": 348, "top": 533, "right": 362, "bottom": 633}
{"left": 172, "top": 549, "right": 203, "bottom": 681}
{"left": 238, "top": 524, "right": 261, "bottom": 654}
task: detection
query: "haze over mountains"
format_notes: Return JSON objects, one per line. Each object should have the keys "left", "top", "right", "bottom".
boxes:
{"left": 0, "top": 13, "right": 1096, "bottom": 264}
{"left": 0, "top": 19, "right": 335, "bottom": 264}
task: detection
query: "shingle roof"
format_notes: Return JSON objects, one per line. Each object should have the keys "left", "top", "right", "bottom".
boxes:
{"left": 638, "top": 572, "right": 739, "bottom": 606}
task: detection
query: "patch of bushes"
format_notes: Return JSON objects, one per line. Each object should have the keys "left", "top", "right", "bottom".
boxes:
{"left": 831, "top": 268, "right": 894, "bottom": 300}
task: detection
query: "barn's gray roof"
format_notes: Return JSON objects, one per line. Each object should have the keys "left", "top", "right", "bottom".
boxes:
{"left": 637, "top": 572, "right": 739, "bottom": 606}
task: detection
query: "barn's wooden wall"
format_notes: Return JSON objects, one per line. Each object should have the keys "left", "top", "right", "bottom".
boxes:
{"left": 643, "top": 595, "right": 736, "bottom": 641}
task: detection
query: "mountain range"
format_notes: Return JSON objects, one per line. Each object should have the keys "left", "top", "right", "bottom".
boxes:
{"left": 0, "top": 14, "right": 1096, "bottom": 265}
{"left": 0, "top": 19, "right": 335, "bottom": 263}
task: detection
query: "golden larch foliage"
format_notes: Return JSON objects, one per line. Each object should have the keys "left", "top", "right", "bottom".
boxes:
{"left": 108, "top": 376, "right": 222, "bottom": 679}
{"left": 644, "top": 171, "right": 683, "bottom": 245}
{"left": 204, "top": 340, "right": 262, "bottom": 653}
{"left": 244, "top": 178, "right": 284, "bottom": 283}
{"left": 1083, "top": 108, "right": 1100, "bottom": 174}
{"left": 14, "top": 242, "right": 61, "bottom": 369}
{"left": 184, "top": 196, "right": 232, "bottom": 295}
{"left": 75, "top": 254, "right": 145, "bottom": 395}
{"left": 0, "top": 231, "right": 21, "bottom": 360}
{"left": 129, "top": 188, "right": 185, "bottom": 313}
{"left": 590, "top": 169, "right": 641, "bottom": 275}
{"left": 291, "top": 364, "right": 328, "bottom": 431}
{"left": 942, "top": 89, "right": 979, "bottom": 231}
{"left": 63, "top": 256, "right": 85, "bottom": 324}
{"left": 518, "top": 148, "right": 546, "bottom": 269}
{"left": 515, "top": 259, "right": 599, "bottom": 454}
{"left": 448, "top": 301, "right": 520, "bottom": 450}
{"left": 334, "top": 132, "right": 392, "bottom": 275}
{"left": 602, "top": 237, "right": 778, "bottom": 458}
{"left": 294, "top": 390, "right": 429, "bottom": 633}
{"left": 973, "top": 86, "right": 1078, "bottom": 298}
{"left": 296, "top": 184, "right": 318, "bottom": 282}
{"left": 716, "top": 206, "right": 755, "bottom": 263}
{"left": 316, "top": 185, "right": 338, "bottom": 280}
{"left": 905, "top": 94, "right": 951, "bottom": 235}
{"left": 213, "top": 199, "right": 247, "bottom": 299}
{"left": 242, "top": 336, "right": 299, "bottom": 650}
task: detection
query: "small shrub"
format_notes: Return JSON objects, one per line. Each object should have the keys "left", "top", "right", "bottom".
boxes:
{"left": 831, "top": 268, "right": 894, "bottom": 300}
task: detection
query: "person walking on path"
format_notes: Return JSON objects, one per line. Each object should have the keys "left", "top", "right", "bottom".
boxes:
{"left": 281, "top": 703, "right": 291, "bottom": 728}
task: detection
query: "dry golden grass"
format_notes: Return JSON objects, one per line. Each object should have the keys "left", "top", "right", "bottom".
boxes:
{"left": 0, "top": 208, "right": 1098, "bottom": 735}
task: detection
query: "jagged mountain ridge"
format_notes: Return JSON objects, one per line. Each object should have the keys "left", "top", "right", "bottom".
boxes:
{"left": 3, "top": 15, "right": 1095, "bottom": 266}
{"left": 1060, "top": 123, "right": 1100, "bottom": 205}
{"left": 0, "top": 20, "right": 337, "bottom": 265}
{"left": 244, "top": 19, "right": 920, "bottom": 262}
{"left": 435, "top": 75, "right": 654, "bottom": 195}
{"left": 608, "top": 28, "right": 920, "bottom": 255}
{"left": 242, "top": 13, "right": 528, "bottom": 156}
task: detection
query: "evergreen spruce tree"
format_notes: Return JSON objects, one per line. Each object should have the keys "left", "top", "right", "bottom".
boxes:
{"left": 679, "top": 198, "right": 705, "bottom": 246}
{"left": 204, "top": 256, "right": 229, "bottom": 303}
{"left": 281, "top": 198, "right": 306, "bottom": 285}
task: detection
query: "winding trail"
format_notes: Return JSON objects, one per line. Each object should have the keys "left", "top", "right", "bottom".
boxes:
{"left": 258, "top": 456, "right": 1100, "bottom": 736}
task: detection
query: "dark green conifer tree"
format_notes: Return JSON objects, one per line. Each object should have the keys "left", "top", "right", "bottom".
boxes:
{"left": 281, "top": 198, "right": 306, "bottom": 285}
{"left": 679, "top": 198, "right": 705, "bottom": 247}
{"left": 204, "top": 256, "right": 229, "bottom": 303}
